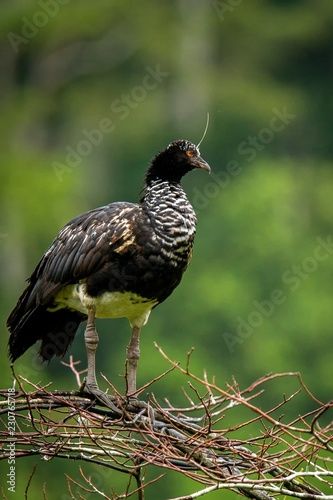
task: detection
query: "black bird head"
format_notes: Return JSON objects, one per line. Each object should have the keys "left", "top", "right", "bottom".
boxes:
{"left": 145, "top": 139, "right": 211, "bottom": 185}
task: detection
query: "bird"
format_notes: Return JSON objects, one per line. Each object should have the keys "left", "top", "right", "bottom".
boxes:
{"left": 7, "top": 139, "right": 210, "bottom": 409}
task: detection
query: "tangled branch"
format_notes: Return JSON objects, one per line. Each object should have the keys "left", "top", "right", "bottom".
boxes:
{"left": 0, "top": 345, "right": 332, "bottom": 499}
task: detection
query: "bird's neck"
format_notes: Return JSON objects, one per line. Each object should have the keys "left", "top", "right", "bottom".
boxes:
{"left": 140, "top": 178, "right": 198, "bottom": 258}
{"left": 142, "top": 179, "right": 196, "bottom": 219}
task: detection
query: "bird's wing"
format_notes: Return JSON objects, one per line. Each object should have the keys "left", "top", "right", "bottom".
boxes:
{"left": 25, "top": 202, "right": 140, "bottom": 309}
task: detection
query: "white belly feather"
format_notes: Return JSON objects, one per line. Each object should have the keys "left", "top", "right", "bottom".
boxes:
{"left": 49, "top": 284, "right": 158, "bottom": 328}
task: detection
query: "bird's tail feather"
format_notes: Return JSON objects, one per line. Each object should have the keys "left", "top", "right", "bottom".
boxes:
{"left": 7, "top": 302, "right": 86, "bottom": 362}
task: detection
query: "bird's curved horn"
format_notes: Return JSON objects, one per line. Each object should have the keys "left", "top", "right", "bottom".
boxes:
{"left": 197, "top": 112, "right": 210, "bottom": 149}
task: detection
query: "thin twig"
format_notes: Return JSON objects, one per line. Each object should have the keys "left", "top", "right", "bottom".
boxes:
{"left": 0, "top": 353, "right": 332, "bottom": 500}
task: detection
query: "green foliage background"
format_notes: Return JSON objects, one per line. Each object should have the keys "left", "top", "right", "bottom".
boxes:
{"left": 1, "top": 1, "right": 333, "bottom": 498}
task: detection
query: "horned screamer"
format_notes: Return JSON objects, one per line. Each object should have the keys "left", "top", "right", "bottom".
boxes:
{"left": 7, "top": 139, "right": 210, "bottom": 409}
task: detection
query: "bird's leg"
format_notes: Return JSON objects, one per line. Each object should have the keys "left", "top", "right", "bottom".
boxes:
{"left": 126, "top": 326, "right": 141, "bottom": 398}
{"left": 84, "top": 308, "right": 99, "bottom": 391}
{"left": 81, "top": 308, "right": 120, "bottom": 413}
{"left": 126, "top": 326, "right": 155, "bottom": 420}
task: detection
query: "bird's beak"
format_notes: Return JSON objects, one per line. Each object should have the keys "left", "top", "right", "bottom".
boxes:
{"left": 195, "top": 156, "right": 211, "bottom": 173}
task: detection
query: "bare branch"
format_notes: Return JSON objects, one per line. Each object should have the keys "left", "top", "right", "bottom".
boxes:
{"left": 1, "top": 349, "right": 332, "bottom": 499}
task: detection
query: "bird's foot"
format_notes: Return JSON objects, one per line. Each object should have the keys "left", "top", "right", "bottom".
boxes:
{"left": 80, "top": 379, "right": 121, "bottom": 414}
{"left": 126, "top": 395, "right": 155, "bottom": 422}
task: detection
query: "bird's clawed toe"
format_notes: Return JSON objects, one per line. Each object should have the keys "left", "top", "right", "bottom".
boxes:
{"left": 80, "top": 382, "right": 154, "bottom": 421}
{"left": 126, "top": 396, "right": 155, "bottom": 422}
{"left": 80, "top": 379, "right": 121, "bottom": 414}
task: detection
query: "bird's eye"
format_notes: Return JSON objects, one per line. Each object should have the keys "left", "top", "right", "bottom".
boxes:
{"left": 186, "top": 151, "right": 194, "bottom": 157}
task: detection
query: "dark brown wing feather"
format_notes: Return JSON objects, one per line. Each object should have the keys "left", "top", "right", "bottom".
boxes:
{"left": 7, "top": 202, "right": 140, "bottom": 361}
{"left": 26, "top": 202, "right": 139, "bottom": 307}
